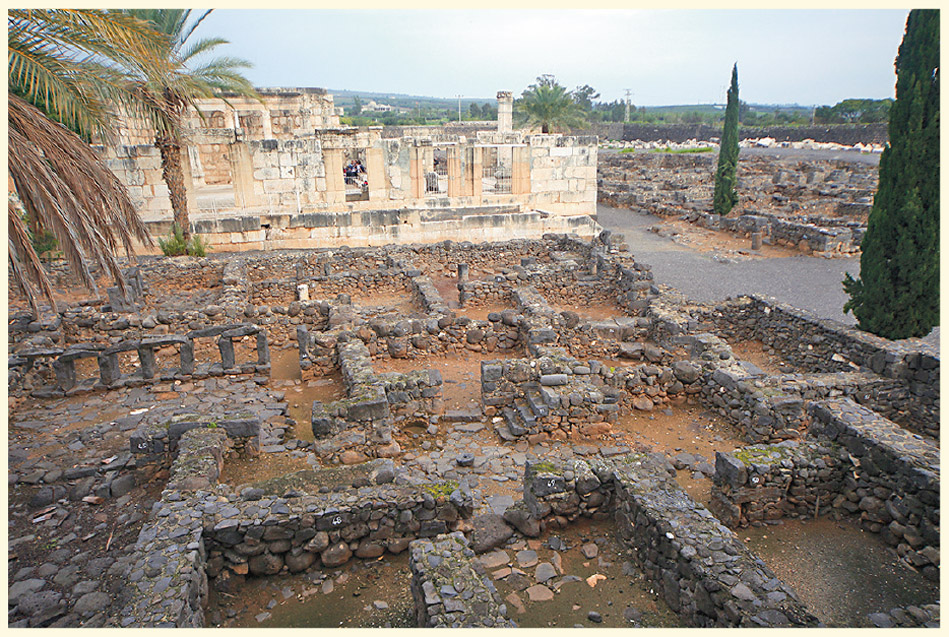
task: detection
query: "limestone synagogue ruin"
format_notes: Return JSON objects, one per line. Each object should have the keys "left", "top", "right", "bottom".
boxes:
{"left": 8, "top": 86, "right": 939, "bottom": 629}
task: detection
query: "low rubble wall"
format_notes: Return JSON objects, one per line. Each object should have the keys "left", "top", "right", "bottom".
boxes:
{"left": 808, "top": 398, "right": 939, "bottom": 581}
{"left": 408, "top": 532, "right": 514, "bottom": 627}
{"left": 710, "top": 439, "right": 844, "bottom": 527}
{"left": 711, "top": 296, "right": 939, "bottom": 439}
{"left": 522, "top": 455, "right": 820, "bottom": 627}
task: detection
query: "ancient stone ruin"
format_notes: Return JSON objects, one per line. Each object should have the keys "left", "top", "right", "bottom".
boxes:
{"left": 97, "top": 88, "right": 599, "bottom": 251}
{"left": 599, "top": 151, "right": 876, "bottom": 257}
{"left": 8, "top": 222, "right": 939, "bottom": 627}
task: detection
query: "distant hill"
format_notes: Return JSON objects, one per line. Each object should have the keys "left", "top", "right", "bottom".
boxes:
{"left": 330, "top": 89, "right": 497, "bottom": 110}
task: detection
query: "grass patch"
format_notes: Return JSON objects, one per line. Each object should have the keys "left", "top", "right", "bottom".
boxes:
{"left": 647, "top": 147, "right": 714, "bottom": 154}
{"left": 424, "top": 480, "right": 458, "bottom": 499}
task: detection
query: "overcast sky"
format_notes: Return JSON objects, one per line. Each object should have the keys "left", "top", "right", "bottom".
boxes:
{"left": 194, "top": 9, "right": 910, "bottom": 106}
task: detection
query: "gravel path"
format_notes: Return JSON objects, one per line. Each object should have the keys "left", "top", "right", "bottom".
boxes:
{"left": 597, "top": 203, "right": 861, "bottom": 324}
{"left": 597, "top": 203, "right": 939, "bottom": 347}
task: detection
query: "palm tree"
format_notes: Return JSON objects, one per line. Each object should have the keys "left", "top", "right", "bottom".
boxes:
{"left": 122, "top": 9, "right": 259, "bottom": 241}
{"left": 516, "top": 75, "right": 586, "bottom": 134}
{"left": 8, "top": 9, "right": 164, "bottom": 316}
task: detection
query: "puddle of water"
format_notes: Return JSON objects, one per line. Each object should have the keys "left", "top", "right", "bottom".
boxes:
{"left": 494, "top": 519, "right": 680, "bottom": 627}
{"left": 741, "top": 517, "right": 939, "bottom": 627}
{"left": 211, "top": 552, "right": 415, "bottom": 628}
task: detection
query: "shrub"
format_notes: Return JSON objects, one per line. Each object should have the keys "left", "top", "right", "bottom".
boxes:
{"left": 158, "top": 224, "right": 209, "bottom": 257}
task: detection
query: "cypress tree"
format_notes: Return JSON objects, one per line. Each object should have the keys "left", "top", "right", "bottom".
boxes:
{"left": 843, "top": 10, "right": 939, "bottom": 339}
{"left": 713, "top": 64, "right": 740, "bottom": 215}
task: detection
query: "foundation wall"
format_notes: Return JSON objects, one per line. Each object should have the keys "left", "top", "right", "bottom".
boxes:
{"left": 523, "top": 456, "right": 820, "bottom": 627}
{"left": 710, "top": 296, "right": 939, "bottom": 439}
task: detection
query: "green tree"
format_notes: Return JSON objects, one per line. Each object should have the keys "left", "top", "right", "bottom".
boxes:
{"left": 571, "top": 84, "right": 599, "bottom": 113}
{"left": 481, "top": 102, "right": 497, "bottom": 120}
{"left": 8, "top": 9, "right": 162, "bottom": 315}
{"left": 122, "top": 9, "right": 258, "bottom": 241}
{"left": 843, "top": 10, "right": 939, "bottom": 339}
{"left": 468, "top": 102, "right": 481, "bottom": 118}
{"left": 516, "top": 74, "right": 585, "bottom": 133}
{"left": 713, "top": 64, "right": 740, "bottom": 215}
{"left": 351, "top": 95, "right": 362, "bottom": 115}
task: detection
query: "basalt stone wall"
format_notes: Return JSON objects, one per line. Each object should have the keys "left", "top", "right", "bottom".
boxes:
{"left": 481, "top": 356, "right": 622, "bottom": 439}
{"left": 611, "top": 454, "right": 820, "bottom": 627}
{"left": 808, "top": 398, "right": 939, "bottom": 581}
{"left": 458, "top": 279, "right": 514, "bottom": 308}
{"left": 409, "top": 532, "right": 514, "bottom": 627}
{"left": 523, "top": 457, "right": 616, "bottom": 524}
{"left": 118, "top": 427, "right": 229, "bottom": 627}
{"left": 710, "top": 296, "right": 939, "bottom": 439}
{"left": 407, "top": 238, "right": 554, "bottom": 275}
{"left": 710, "top": 439, "right": 844, "bottom": 528}
{"left": 309, "top": 337, "right": 442, "bottom": 448}
{"left": 619, "top": 123, "right": 888, "bottom": 145}
{"left": 203, "top": 481, "right": 474, "bottom": 583}
{"left": 130, "top": 416, "right": 261, "bottom": 457}
{"left": 687, "top": 211, "right": 861, "bottom": 256}
{"left": 869, "top": 603, "right": 940, "bottom": 628}
{"left": 523, "top": 455, "right": 819, "bottom": 627}
{"left": 299, "top": 314, "right": 523, "bottom": 374}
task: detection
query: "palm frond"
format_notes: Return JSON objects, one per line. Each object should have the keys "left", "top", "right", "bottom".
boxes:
{"left": 178, "top": 10, "right": 213, "bottom": 46}
{"left": 9, "top": 203, "right": 57, "bottom": 317}
{"left": 179, "top": 36, "right": 230, "bottom": 63}
{"left": 9, "top": 96, "right": 154, "bottom": 305}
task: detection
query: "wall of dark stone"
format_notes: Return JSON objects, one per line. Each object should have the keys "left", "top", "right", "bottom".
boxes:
{"left": 616, "top": 123, "right": 888, "bottom": 145}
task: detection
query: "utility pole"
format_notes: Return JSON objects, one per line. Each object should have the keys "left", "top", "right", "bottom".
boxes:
{"left": 457, "top": 95, "right": 462, "bottom": 122}
{"left": 624, "top": 89, "right": 633, "bottom": 122}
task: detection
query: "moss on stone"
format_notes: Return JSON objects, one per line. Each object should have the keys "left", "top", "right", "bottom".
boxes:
{"left": 732, "top": 445, "right": 789, "bottom": 464}
{"left": 527, "top": 460, "right": 560, "bottom": 475}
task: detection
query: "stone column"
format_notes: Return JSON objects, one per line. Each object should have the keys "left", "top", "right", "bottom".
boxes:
{"left": 512, "top": 145, "right": 531, "bottom": 195}
{"left": 497, "top": 91, "right": 513, "bottom": 133}
{"left": 228, "top": 142, "right": 259, "bottom": 209}
{"left": 98, "top": 353, "right": 121, "bottom": 386}
{"left": 410, "top": 146, "right": 428, "bottom": 199}
{"left": 53, "top": 358, "right": 77, "bottom": 391}
{"left": 366, "top": 147, "right": 385, "bottom": 201}
{"left": 261, "top": 108, "right": 273, "bottom": 139}
{"left": 218, "top": 336, "right": 236, "bottom": 370}
{"left": 466, "top": 146, "right": 483, "bottom": 200}
{"left": 322, "top": 148, "right": 346, "bottom": 205}
{"left": 256, "top": 331, "right": 270, "bottom": 366}
{"left": 180, "top": 340, "right": 195, "bottom": 375}
{"left": 138, "top": 346, "right": 157, "bottom": 379}
{"left": 457, "top": 263, "right": 469, "bottom": 281}
{"left": 446, "top": 146, "right": 462, "bottom": 197}
{"left": 751, "top": 232, "right": 763, "bottom": 250}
